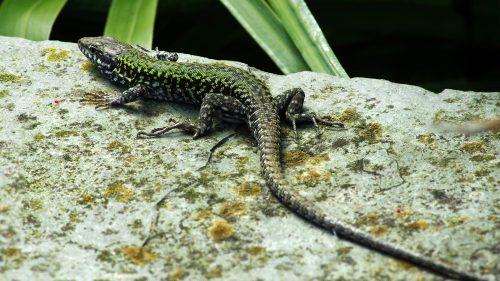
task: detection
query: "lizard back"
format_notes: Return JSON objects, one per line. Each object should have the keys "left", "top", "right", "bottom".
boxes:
{"left": 115, "top": 49, "right": 273, "bottom": 110}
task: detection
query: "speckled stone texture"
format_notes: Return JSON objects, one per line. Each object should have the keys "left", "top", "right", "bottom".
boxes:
{"left": 0, "top": 36, "right": 498, "bottom": 281}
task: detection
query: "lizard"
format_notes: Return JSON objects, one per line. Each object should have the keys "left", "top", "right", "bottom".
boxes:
{"left": 77, "top": 36, "right": 483, "bottom": 281}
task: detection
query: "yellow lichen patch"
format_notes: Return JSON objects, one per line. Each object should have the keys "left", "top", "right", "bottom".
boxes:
{"left": 81, "top": 60, "right": 95, "bottom": 71}
{"left": 297, "top": 169, "right": 330, "bottom": 185}
{"left": 217, "top": 201, "right": 247, "bottom": 217}
{"left": 457, "top": 176, "right": 473, "bottom": 183}
{"left": 416, "top": 132, "right": 435, "bottom": 144}
{"left": 283, "top": 150, "right": 330, "bottom": 167}
{"left": 449, "top": 216, "right": 470, "bottom": 226}
{"left": 357, "top": 122, "right": 384, "bottom": 143}
{"left": 470, "top": 154, "right": 496, "bottom": 162}
{"left": 283, "top": 149, "right": 310, "bottom": 167}
{"left": 0, "top": 205, "right": 9, "bottom": 213}
{"left": 27, "top": 199, "right": 43, "bottom": 210}
{"left": 79, "top": 194, "right": 95, "bottom": 204}
{"left": 69, "top": 211, "right": 81, "bottom": 223}
{"left": 308, "top": 153, "right": 330, "bottom": 165}
{"left": 233, "top": 182, "right": 262, "bottom": 197}
{"left": 119, "top": 245, "right": 158, "bottom": 265}
{"left": 0, "top": 73, "right": 22, "bottom": 82}
{"left": 399, "top": 166, "right": 411, "bottom": 176}
{"left": 462, "top": 141, "right": 484, "bottom": 153}
{"left": 1, "top": 227, "right": 15, "bottom": 238}
{"left": 2, "top": 247, "right": 21, "bottom": 257}
{"left": 192, "top": 210, "right": 212, "bottom": 221}
{"left": 361, "top": 212, "right": 381, "bottom": 223}
{"left": 103, "top": 183, "right": 134, "bottom": 202}
{"left": 336, "top": 108, "right": 360, "bottom": 123}
{"left": 107, "top": 141, "right": 131, "bottom": 154}
{"left": 207, "top": 220, "right": 234, "bottom": 240}
{"left": 247, "top": 246, "right": 265, "bottom": 256}
{"left": 393, "top": 260, "right": 418, "bottom": 273}
{"left": 169, "top": 268, "right": 186, "bottom": 280}
{"left": 41, "top": 47, "right": 71, "bottom": 62}
{"left": 474, "top": 167, "right": 490, "bottom": 177}
{"left": 415, "top": 276, "right": 426, "bottom": 281}
{"left": 54, "top": 130, "right": 78, "bottom": 138}
{"left": 206, "top": 266, "right": 222, "bottom": 278}
{"left": 33, "top": 133, "right": 46, "bottom": 142}
{"left": 407, "top": 219, "right": 429, "bottom": 231}
{"left": 336, "top": 247, "right": 352, "bottom": 255}
{"left": 236, "top": 156, "right": 249, "bottom": 168}
{"left": 368, "top": 225, "right": 388, "bottom": 237}
{"left": 0, "top": 89, "right": 10, "bottom": 98}
{"left": 124, "top": 155, "right": 137, "bottom": 164}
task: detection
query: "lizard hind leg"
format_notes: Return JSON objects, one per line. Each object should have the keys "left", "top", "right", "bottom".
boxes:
{"left": 137, "top": 93, "right": 247, "bottom": 139}
{"left": 276, "top": 88, "right": 344, "bottom": 140}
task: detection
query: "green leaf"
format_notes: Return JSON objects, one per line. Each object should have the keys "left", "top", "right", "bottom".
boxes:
{"left": 104, "top": 0, "right": 158, "bottom": 49}
{"left": 268, "top": 0, "right": 348, "bottom": 77}
{"left": 0, "top": 0, "right": 67, "bottom": 41}
{"left": 221, "top": 0, "right": 348, "bottom": 77}
{"left": 220, "top": 0, "right": 309, "bottom": 74}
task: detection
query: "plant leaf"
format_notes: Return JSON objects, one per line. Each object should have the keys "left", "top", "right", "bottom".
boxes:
{"left": 268, "top": 0, "right": 348, "bottom": 77}
{"left": 220, "top": 0, "right": 309, "bottom": 74}
{"left": 0, "top": 0, "right": 67, "bottom": 41}
{"left": 104, "top": 0, "right": 158, "bottom": 49}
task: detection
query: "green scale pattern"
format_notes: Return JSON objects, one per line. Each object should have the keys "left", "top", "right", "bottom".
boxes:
{"left": 115, "top": 49, "right": 270, "bottom": 108}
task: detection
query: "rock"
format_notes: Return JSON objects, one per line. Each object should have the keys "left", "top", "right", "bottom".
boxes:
{"left": 0, "top": 36, "right": 497, "bottom": 281}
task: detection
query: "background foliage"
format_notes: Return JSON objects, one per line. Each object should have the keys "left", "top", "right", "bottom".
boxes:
{"left": 0, "top": 0, "right": 498, "bottom": 92}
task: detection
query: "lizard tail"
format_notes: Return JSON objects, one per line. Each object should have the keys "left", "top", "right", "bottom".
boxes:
{"left": 253, "top": 117, "right": 483, "bottom": 281}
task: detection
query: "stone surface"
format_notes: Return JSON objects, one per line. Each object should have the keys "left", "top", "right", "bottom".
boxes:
{"left": 0, "top": 36, "right": 498, "bottom": 281}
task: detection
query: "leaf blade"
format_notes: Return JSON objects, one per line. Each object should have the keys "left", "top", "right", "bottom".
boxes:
{"left": 268, "top": 0, "right": 348, "bottom": 77}
{"left": 0, "top": 0, "right": 67, "bottom": 41}
{"left": 220, "top": 0, "right": 309, "bottom": 74}
{"left": 104, "top": 0, "right": 158, "bottom": 49}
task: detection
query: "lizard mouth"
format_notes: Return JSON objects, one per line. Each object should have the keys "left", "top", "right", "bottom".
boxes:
{"left": 78, "top": 37, "right": 121, "bottom": 71}
{"left": 78, "top": 43, "right": 114, "bottom": 71}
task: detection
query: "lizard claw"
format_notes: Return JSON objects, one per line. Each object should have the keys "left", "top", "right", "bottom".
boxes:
{"left": 315, "top": 116, "right": 345, "bottom": 129}
{"left": 80, "top": 91, "right": 117, "bottom": 109}
{"left": 137, "top": 119, "right": 206, "bottom": 139}
{"left": 137, "top": 126, "right": 173, "bottom": 138}
{"left": 291, "top": 119, "right": 300, "bottom": 143}
{"left": 289, "top": 113, "right": 345, "bottom": 141}
{"left": 137, "top": 119, "right": 181, "bottom": 138}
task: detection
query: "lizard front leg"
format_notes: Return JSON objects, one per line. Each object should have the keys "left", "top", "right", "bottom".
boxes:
{"left": 80, "top": 84, "right": 149, "bottom": 109}
{"left": 137, "top": 93, "right": 247, "bottom": 139}
{"left": 276, "top": 87, "right": 344, "bottom": 139}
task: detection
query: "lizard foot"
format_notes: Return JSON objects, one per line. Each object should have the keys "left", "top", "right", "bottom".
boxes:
{"left": 137, "top": 119, "right": 207, "bottom": 139}
{"left": 289, "top": 113, "right": 345, "bottom": 141}
{"left": 80, "top": 91, "right": 118, "bottom": 109}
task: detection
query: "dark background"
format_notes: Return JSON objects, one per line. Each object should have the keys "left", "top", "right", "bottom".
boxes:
{"left": 49, "top": 0, "right": 500, "bottom": 92}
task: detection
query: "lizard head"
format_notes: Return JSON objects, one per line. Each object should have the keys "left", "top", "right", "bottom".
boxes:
{"left": 78, "top": 36, "right": 130, "bottom": 71}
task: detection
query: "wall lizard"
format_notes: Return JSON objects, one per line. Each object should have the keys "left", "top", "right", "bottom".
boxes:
{"left": 78, "top": 36, "right": 483, "bottom": 281}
